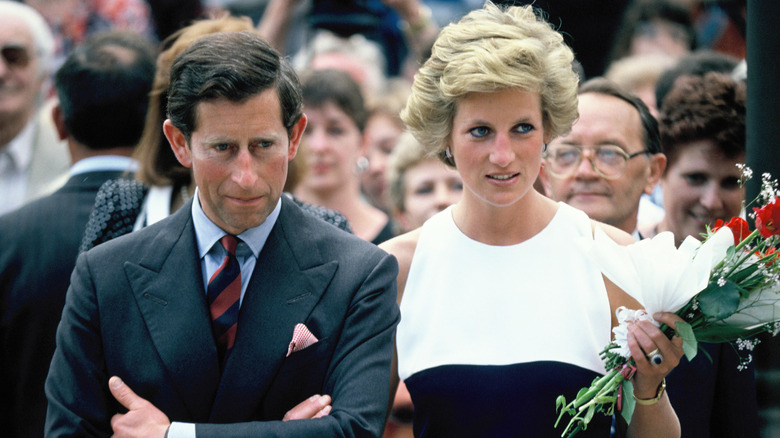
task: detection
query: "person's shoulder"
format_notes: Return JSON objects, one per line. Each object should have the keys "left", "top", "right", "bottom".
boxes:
{"left": 379, "top": 229, "right": 420, "bottom": 301}
{"left": 590, "top": 219, "right": 635, "bottom": 246}
{"left": 0, "top": 190, "right": 61, "bottom": 230}
{"left": 84, "top": 203, "right": 186, "bottom": 261}
{"left": 287, "top": 194, "right": 353, "bottom": 233}
{"left": 281, "top": 197, "right": 385, "bottom": 257}
{"left": 379, "top": 229, "right": 420, "bottom": 263}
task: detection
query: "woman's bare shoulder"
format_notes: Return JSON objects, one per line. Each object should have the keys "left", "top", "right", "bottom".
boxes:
{"left": 379, "top": 229, "right": 421, "bottom": 303}
{"left": 590, "top": 219, "right": 635, "bottom": 246}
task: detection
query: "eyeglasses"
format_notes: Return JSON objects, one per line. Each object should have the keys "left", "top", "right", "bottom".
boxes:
{"left": 543, "top": 145, "right": 650, "bottom": 180}
{"left": 1, "top": 45, "right": 32, "bottom": 69}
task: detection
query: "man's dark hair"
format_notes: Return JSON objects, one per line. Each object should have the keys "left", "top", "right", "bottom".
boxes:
{"left": 167, "top": 31, "right": 303, "bottom": 141}
{"left": 54, "top": 30, "right": 156, "bottom": 150}
{"left": 578, "top": 77, "right": 661, "bottom": 154}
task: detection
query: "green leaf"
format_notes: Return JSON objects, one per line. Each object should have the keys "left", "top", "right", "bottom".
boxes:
{"left": 730, "top": 264, "right": 760, "bottom": 284}
{"left": 698, "top": 280, "right": 740, "bottom": 318}
{"left": 556, "top": 395, "right": 566, "bottom": 410}
{"left": 694, "top": 324, "right": 765, "bottom": 343}
{"left": 674, "top": 321, "right": 699, "bottom": 361}
{"left": 583, "top": 404, "right": 596, "bottom": 425}
{"left": 621, "top": 380, "right": 635, "bottom": 425}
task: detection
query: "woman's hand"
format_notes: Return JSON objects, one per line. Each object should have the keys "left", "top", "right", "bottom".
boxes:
{"left": 626, "top": 312, "right": 685, "bottom": 399}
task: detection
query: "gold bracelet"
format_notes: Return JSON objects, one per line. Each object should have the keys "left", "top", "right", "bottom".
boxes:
{"left": 633, "top": 378, "right": 666, "bottom": 405}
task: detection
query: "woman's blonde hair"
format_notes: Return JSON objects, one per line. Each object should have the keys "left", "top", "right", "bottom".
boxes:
{"left": 401, "top": 2, "right": 579, "bottom": 167}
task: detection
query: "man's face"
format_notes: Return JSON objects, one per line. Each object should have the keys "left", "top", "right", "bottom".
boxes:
{"left": 0, "top": 16, "right": 44, "bottom": 125}
{"left": 166, "top": 89, "right": 306, "bottom": 235}
{"left": 541, "top": 92, "right": 665, "bottom": 233}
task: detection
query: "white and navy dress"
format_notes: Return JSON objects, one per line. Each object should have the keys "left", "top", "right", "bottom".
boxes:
{"left": 397, "top": 203, "right": 613, "bottom": 437}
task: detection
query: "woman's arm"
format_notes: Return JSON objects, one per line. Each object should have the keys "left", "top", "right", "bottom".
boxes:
{"left": 595, "top": 221, "right": 684, "bottom": 438}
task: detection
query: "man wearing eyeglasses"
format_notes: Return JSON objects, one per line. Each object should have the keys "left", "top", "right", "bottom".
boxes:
{"left": 540, "top": 77, "right": 666, "bottom": 240}
{"left": 0, "top": 1, "right": 69, "bottom": 215}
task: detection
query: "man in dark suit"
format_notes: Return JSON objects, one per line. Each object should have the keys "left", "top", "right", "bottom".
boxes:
{"left": 0, "top": 30, "right": 156, "bottom": 437}
{"left": 45, "top": 31, "right": 400, "bottom": 437}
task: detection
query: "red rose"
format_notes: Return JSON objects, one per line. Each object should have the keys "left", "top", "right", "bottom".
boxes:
{"left": 713, "top": 217, "right": 751, "bottom": 245}
{"left": 754, "top": 197, "right": 780, "bottom": 238}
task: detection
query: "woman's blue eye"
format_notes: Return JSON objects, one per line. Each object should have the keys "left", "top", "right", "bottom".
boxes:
{"left": 516, "top": 123, "right": 534, "bottom": 134}
{"left": 469, "top": 126, "right": 490, "bottom": 138}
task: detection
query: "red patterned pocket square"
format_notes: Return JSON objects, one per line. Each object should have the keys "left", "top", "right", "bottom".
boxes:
{"left": 286, "top": 323, "right": 318, "bottom": 357}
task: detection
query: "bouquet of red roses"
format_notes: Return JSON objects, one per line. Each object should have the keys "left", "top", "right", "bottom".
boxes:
{"left": 555, "top": 172, "right": 780, "bottom": 437}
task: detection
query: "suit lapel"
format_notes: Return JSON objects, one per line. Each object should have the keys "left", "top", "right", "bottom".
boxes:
{"left": 209, "top": 198, "right": 338, "bottom": 421}
{"left": 123, "top": 202, "right": 221, "bottom": 420}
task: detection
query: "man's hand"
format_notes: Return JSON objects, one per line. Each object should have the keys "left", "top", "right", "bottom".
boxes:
{"left": 109, "top": 376, "right": 170, "bottom": 438}
{"left": 283, "top": 394, "right": 332, "bottom": 421}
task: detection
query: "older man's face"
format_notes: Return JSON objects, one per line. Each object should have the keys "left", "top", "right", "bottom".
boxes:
{"left": 0, "top": 15, "right": 45, "bottom": 128}
{"left": 542, "top": 92, "right": 665, "bottom": 234}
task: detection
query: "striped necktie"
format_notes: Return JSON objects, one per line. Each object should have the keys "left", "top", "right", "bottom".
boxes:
{"left": 207, "top": 235, "right": 241, "bottom": 365}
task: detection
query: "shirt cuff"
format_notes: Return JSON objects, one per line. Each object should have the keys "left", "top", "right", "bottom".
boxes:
{"left": 167, "top": 422, "right": 196, "bottom": 438}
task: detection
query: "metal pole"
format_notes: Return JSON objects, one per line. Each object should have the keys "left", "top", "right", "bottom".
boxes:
{"left": 747, "top": 0, "right": 780, "bottom": 435}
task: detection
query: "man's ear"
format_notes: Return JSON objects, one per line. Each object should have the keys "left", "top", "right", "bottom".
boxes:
{"left": 287, "top": 114, "right": 307, "bottom": 161}
{"left": 644, "top": 153, "right": 667, "bottom": 194}
{"left": 163, "top": 119, "right": 192, "bottom": 168}
{"left": 51, "top": 103, "right": 68, "bottom": 141}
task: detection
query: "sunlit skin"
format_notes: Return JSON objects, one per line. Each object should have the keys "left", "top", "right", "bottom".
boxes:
{"left": 165, "top": 89, "right": 306, "bottom": 235}
{"left": 362, "top": 112, "right": 403, "bottom": 210}
{"left": 658, "top": 139, "right": 744, "bottom": 246}
{"left": 451, "top": 89, "right": 549, "bottom": 209}
{"left": 395, "top": 157, "right": 462, "bottom": 232}
{"left": 297, "top": 101, "right": 364, "bottom": 198}
{"left": 541, "top": 93, "right": 665, "bottom": 234}
{"left": 0, "top": 15, "right": 44, "bottom": 145}
{"left": 446, "top": 89, "right": 560, "bottom": 245}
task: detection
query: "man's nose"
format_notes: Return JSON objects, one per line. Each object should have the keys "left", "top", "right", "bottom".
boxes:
{"left": 233, "top": 149, "right": 258, "bottom": 187}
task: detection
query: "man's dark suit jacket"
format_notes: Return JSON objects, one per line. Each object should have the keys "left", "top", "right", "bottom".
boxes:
{"left": 44, "top": 195, "right": 400, "bottom": 437}
{"left": 0, "top": 170, "right": 127, "bottom": 437}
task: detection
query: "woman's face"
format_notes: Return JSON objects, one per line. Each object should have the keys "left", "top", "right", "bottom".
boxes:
{"left": 660, "top": 139, "right": 745, "bottom": 241}
{"left": 299, "top": 101, "right": 363, "bottom": 195}
{"left": 361, "top": 112, "right": 404, "bottom": 209}
{"left": 449, "top": 88, "right": 547, "bottom": 208}
{"left": 396, "top": 158, "right": 463, "bottom": 231}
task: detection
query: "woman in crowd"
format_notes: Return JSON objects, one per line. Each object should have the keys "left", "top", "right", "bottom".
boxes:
{"left": 380, "top": 3, "right": 685, "bottom": 436}
{"left": 387, "top": 131, "right": 462, "bottom": 233}
{"left": 294, "top": 68, "right": 395, "bottom": 244}
{"left": 645, "top": 71, "right": 757, "bottom": 437}
{"left": 638, "top": 73, "right": 758, "bottom": 437}
{"left": 360, "top": 81, "right": 410, "bottom": 213}
{"left": 648, "top": 72, "right": 746, "bottom": 246}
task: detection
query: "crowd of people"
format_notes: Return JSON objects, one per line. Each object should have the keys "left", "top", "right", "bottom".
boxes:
{"left": 0, "top": 0, "right": 769, "bottom": 436}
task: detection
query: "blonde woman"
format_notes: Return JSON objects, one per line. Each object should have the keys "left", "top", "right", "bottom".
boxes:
{"left": 381, "top": 3, "right": 685, "bottom": 436}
